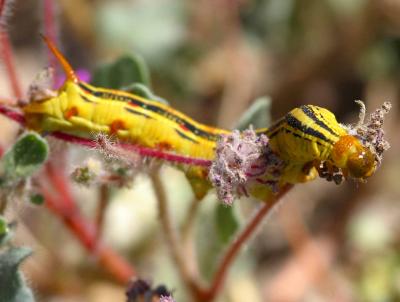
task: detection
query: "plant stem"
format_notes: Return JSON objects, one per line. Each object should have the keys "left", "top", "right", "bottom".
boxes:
{"left": 0, "top": 198, "right": 6, "bottom": 214}
{"left": 180, "top": 197, "right": 201, "bottom": 279}
{"left": 43, "top": 160, "right": 135, "bottom": 283}
{"left": 41, "top": 186, "right": 135, "bottom": 283}
{"left": 95, "top": 184, "right": 110, "bottom": 239}
{"left": 0, "top": 31, "right": 22, "bottom": 99}
{"left": 0, "top": 105, "right": 213, "bottom": 168}
{"left": 198, "top": 184, "right": 293, "bottom": 301}
{"left": 181, "top": 198, "right": 201, "bottom": 243}
{"left": 150, "top": 168, "right": 204, "bottom": 298}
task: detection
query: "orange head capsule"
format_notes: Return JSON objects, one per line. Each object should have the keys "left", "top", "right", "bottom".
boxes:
{"left": 331, "top": 135, "right": 376, "bottom": 179}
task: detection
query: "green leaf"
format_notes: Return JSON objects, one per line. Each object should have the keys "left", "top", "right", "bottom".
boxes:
{"left": 215, "top": 203, "right": 240, "bottom": 244}
{"left": 0, "top": 247, "right": 35, "bottom": 302}
{"left": 0, "top": 216, "right": 8, "bottom": 238}
{"left": 91, "top": 54, "right": 151, "bottom": 88}
{"left": 29, "top": 194, "right": 44, "bottom": 206}
{"left": 0, "top": 218, "right": 14, "bottom": 246}
{"left": 122, "top": 83, "right": 169, "bottom": 105}
{"left": 2, "top": 132, "right": 49, "bottom": 181}
{"left": 235, "top": 96, "right": 272, "bottom": 130}
{"left": 196, "top": 195, "right": 243, "bottom": 280}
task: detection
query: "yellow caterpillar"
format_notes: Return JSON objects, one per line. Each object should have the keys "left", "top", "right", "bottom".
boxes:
{"left": 22, "top": 37, "right": 377, "bottom": 200}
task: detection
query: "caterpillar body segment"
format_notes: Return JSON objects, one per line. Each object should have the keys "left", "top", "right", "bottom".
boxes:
{"left": 22, "top": 37, "right": 378, "bottom": 200}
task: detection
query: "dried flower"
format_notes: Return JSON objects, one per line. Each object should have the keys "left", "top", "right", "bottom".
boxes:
{"left": 346, "top": 101, "right": 391, "bottom": 165}
{"left": 160, "top": 296, "right": 175, "bottom": 302}
{"left": 209, "top": 127, "right": 284, "bottom": 205}
{"left": 71, "top": 158, "right": 103, "bottom": 186}
{"left": 26, "top": 68, "right": 57, "bottom": 104}
{"left": 126, "top": 278, "right": 173, "bottom": 302}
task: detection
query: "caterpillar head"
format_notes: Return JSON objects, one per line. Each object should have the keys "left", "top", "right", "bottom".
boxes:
{"left": 331, "top": 135, "right": 376, "bottom": 180}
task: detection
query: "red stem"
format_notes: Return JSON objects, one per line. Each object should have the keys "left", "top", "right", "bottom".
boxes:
{"left": 197, "top": 184, "right": 293, "bottom": 301}
{"left": 41, "top": 186, "right": 135, "bottom": 283}
{"left": 0, "top": 105, "right": 25, "bottom": 124}
{"left": 45, "top": 162, "right": 75, "bottom": 208}
{"left": 39, "top": 156, "right": 136, "bottom": 283}
{"left": 0, "top": 105, "right": 212, "bottom": 167}
{"left": 0, "top": 31, "right": 22, "bottom": 99}
{"left": 51, "top": 131, "right": 213, "bottom": 167}
{"left": 0, "top": 0, "right": 5, "bottom": 18}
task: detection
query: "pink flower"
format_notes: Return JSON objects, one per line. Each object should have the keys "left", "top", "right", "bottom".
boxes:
{"left": 55, "top": 68, "right": 91, "bottom": 89}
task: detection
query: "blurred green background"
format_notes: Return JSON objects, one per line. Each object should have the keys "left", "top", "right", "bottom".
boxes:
{"left": 0, "top": 0, "right": 399, "bottom": 301}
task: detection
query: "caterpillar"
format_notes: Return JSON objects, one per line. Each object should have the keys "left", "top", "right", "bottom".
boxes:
{"left": 22, "top": 37, "right": 378, "bottom": 200}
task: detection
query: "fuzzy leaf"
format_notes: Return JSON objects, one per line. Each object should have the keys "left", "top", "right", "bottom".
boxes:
{"left": 196, "top": 196, "right": 243, "bottom": 280}
{"left": 91, "top": 54, "right": 151, "bottom": 88}
{"left": 0, "top": 218, "right": 13, "bottom": 246}
{"left": 235, "top": 96, "right": 271, "bottom": 130}
{"left": 0, "top": 247, "right": 34, "bottom": 302}
{"left": 215, "top": 203, "right": 239, "bottom": 244}
{"left": 122, "top": 83, "right": 169, "bottom": 105}
{"left": 2, "top": 132, "right": 49, "bottom": 181}
{"left": 0, "top": 216, "right": 8, "bottom": 238}
{"left": 29, "top": 194, "right": 44, "bottom": 206}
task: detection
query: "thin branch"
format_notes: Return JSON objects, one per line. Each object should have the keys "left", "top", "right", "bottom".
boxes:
{"left": 41, "top": 185, "right": 135, "bottom": 283}
{"left": 52, "top": 132, "right": 213, "bottom": 167}
{"left": 41, "top": 158, "right": 136, "bottom": 283}
{"left": 150, "top": 168, "right": 204, "bottom": 299}
{"left": 0, "top": 104, "right": 24, "bottom": 123}
{"left": 180, "top": 197, "right": 201, "bottom": 279}
{"left": 45, "top": 162, "right": 75, "bottom": 208}
{"left": 0, "top": 105, "right": 213, "bottom": 168}
{"left": 198, "top": 184, "right": 293, "bottom": 301}
{"left": 95, "top": 184, "right": 110, "bottom": 239}
{"left": 181, "top": 198, "right": 201, "bottom": 243}
{"left": 0, "top": 31, "right": 22, "bottom": 99}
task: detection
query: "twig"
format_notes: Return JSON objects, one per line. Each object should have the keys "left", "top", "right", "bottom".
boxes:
{"left": 43, "top": 159, "right": 135, "bottom": 283}
{"left": 0, "top": 0, "right": 4, "bottom": 17}
{"left": 95, "top": 184, "right": 110, "bottom": 239}
{"left": 0, "top": 31, "right": 22, "bottom": 99}
{"left": 150, "top": 167, "right": 204, "bottom": 298}
{"left": 198, "top": 184, "right": 293, "bottom": 301}
{"left": 181, "top": 198, "right": 201, "bottom": 243}
{"left": 40, "top": 185, "right": 135, "bottom": 283}
{"left": 53, "top": 132, "right": 213, "bottom": 167}
{"left": 45, "top": 162, "right": 75, "bottom": 208}
{"left": 0, "top": 105, "right": 213, "bottom": 168}
{"left": 0, "top": 105, "right": 25, "bottom": 123}
{"left": 180, "top": 198, "right": 201, "bottom": 278}
{"left": 0, "top": 198, "right": 6, "bottom": 214}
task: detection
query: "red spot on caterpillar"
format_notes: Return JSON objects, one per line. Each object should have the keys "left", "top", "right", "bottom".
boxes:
{"left": 65, "top": 107, "right": 78, "bottom": 119}
{"left": 156, "top": 141, "right": 172, "bottom": 151}
{"left": 180, "top": 124, "right": 189, "bottom": 131}
{"left": 128, "top": 102, "right": 139, "bottom": 107}
{"left": 110, "top": 120, "right": 125, "bottom": 134}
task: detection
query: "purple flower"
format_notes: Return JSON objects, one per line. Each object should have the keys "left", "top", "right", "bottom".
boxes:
{"left": 55, "top": 68, "right": 91, "bottom": 88}
{"left": 160, "top": 296, "right": 175, "bottom": 302}
{"left": 209, "top": 127, "right": 284, "bottom": 205}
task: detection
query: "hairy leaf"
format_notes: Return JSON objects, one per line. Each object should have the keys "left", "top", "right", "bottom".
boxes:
{"left": 0, "top": 247, "right": 34, "bottom": 302}
{"left": 91, "top": 54, "right": 151, "bottom": 88}
{"left": 235, "top": 96, "right": 271, "bottom": 130}
{"left": 215, "top": 203, "right": 239, "bottom": 244}
{"left": 122, "top": 83, "right": 169, "bottom": 105}
{"left": 2, "top": 132, "right": 49, "bottom": 181}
